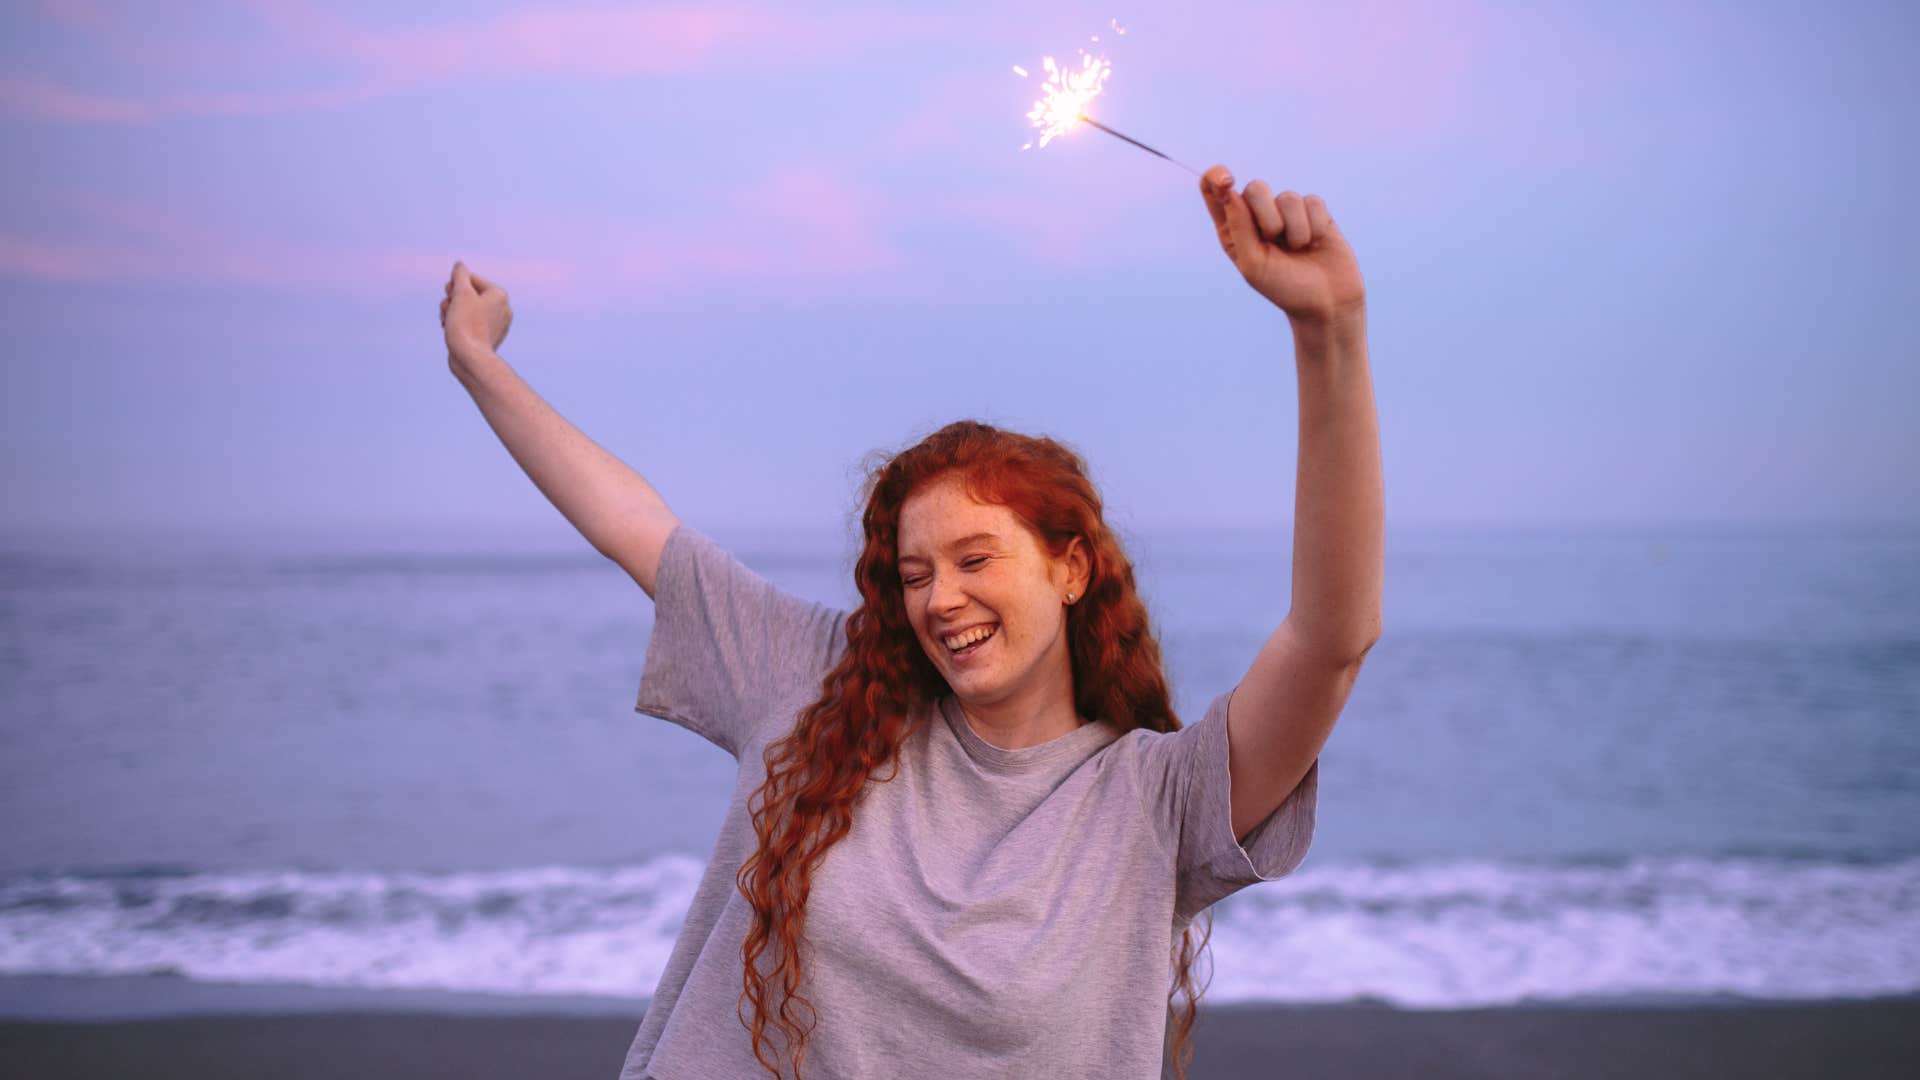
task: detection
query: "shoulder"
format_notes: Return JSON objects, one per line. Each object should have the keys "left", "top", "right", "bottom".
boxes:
{"left": 1091, "top": 721, "right": 1178, "bottom": 780}
{"left": 1092, "top": 691, "right": 1236, "bottom": 800}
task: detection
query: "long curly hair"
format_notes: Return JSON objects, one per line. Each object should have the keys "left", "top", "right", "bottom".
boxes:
{"left": 734, "top": 419, "right": 1214, "bottom": 1080}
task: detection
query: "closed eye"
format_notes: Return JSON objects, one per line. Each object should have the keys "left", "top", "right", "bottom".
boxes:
{"left": 901, "top": 556, "right": 990, "bottom": 588}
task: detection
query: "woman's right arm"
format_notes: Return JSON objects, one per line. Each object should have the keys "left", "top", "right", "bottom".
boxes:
{"left": 450, "top": 349, "right": 680, "bottom": 600}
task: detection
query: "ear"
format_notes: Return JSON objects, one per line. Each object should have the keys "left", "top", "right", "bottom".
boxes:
{"left": 1063, "top": 534, "right": 1092, "bottom": 600}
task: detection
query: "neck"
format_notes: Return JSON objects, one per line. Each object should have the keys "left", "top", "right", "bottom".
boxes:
{"left": 954, "top": 649, "right": 1082, "bottom": 750}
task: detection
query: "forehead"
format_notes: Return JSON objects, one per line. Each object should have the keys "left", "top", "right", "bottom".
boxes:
{"left": 897, "top": 477, "right": 1023, "bottom": 558}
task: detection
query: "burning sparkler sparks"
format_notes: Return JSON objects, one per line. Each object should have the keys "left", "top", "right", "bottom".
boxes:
{"left": 1019, "top": 51, "right": 1112, "bottom": 151}
{"left": 1013, "top": 23, "right": 1202, "bottom": 178}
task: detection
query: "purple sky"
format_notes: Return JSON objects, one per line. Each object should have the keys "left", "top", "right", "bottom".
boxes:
{"left": 3, "top": 0, "right": 1915, "bottom": 551}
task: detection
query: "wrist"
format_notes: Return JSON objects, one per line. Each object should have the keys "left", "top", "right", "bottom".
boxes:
{"left": 1289, "top": 301, "right": 1367, "bottom": 344}
{"left": 448, "top": 346, "right": 504, "bottom": 384}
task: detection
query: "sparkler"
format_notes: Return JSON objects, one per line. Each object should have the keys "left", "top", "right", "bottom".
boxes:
{"left": 1071, "top": 113, "right": 1201, "bottom": 178}
{"left": 1016, "top": 24, "right": 1202, "bottom": 179}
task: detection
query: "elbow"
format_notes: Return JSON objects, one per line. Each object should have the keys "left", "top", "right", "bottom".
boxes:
{"left": 1338, "top": 633, "right": 1381, "bottom": 668}
{"left": 1289, "top": 614, "right": 1382, "bottom": 667}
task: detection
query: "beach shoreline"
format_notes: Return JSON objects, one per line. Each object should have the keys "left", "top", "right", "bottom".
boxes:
{"left": 2, "top": 977, "right": 1917, "bottom": 1079}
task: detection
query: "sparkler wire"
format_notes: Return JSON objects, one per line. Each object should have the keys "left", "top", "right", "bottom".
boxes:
{"left": 1073, "top": 113, "right": 1202, "bottom": 177}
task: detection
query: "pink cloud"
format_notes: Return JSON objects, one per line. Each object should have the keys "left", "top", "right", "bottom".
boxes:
{"left": 490, "top": 163, "right": 922, "bottom": 310}
{"left": 32, "top": 0, "right": 115, "bottom": 32}
{"left": 1083, "top": 1, "right": 1603, "bottom": 163}
{"left": 0, "top": 161, "right": 921, "bottom": 310}
{"left": 7, "top": 2, "right": 963, "bottom": 124}
{"left": 0, "top": 148, "right": 1202, "bottom": 320}
{"left": 244, "top": 1, "right": 849, "bottom": 81}
{"left": 0, "top": 73, "right": 156, "bottom": 123}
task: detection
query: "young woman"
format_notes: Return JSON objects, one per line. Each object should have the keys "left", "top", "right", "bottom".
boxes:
{"left": 442, "top": 163, "right": 1381, "bottom": 1080}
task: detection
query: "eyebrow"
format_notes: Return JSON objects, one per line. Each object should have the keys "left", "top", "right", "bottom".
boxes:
{"left": 896, "top": 532, "right": 1003, "bottom": 567}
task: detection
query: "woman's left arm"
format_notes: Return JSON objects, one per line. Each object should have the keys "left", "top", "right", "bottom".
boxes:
{"left": 1198, "top": 164, "right": 1384, "bottom": 843}
{"left": 1282, "top": 311, "right": 1383, "bottom": 656}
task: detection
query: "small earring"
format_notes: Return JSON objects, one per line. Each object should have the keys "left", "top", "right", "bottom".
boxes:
{"left": 1066, "top": 592, "right": 1076, "bottom": 603}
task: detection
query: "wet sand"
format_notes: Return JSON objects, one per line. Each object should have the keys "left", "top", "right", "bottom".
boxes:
{"left": 3, "top": 995, "right": 1918, "bottom": 1079}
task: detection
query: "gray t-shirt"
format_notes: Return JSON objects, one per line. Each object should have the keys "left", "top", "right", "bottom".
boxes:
{"left": 619, "top": 522, "right": 1318, "bottom": 1080}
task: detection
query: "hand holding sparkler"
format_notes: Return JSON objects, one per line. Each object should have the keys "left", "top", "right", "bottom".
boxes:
{"left": 1013, "top": 34, "right": 1365, "bottom": 325}
{"left": 1201, "top": 165, "right": 1367, "bottom": 327}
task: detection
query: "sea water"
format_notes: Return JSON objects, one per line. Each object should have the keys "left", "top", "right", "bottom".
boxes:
{"left": 1, "top": 522, "right": 1915, "bottom": 1013}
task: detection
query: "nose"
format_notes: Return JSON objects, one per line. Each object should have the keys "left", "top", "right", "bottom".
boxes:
{"left": 927, "top": 568, "right": 968, "bottom": 619}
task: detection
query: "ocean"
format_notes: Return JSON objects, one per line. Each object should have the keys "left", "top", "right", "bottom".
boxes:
{"left": 2, "top": 522, "right": 1916, "bottom": 1016}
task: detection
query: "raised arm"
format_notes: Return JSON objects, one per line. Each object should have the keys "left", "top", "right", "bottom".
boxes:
{"left": 442, "top": 262, "right": 679, "bottom": 598}
{"left": 1197, "top": 167, "right": 1379, "bottom": 843}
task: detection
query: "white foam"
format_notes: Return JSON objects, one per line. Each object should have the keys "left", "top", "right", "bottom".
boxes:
{"left": 3, "top": 852, "right": 1915, "bottom": 1008}
{"left": 1196, "top": 853, "right": 1920, "bottom": 1006}
{"left": 0, "top": 857, "right": 706, "bottom": 999}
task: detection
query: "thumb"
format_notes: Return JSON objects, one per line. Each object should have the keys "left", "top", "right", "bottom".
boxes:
{"left": 1200, "top": 165, "right": 1232, "bottom": 229}
{"left": 453, "top": 261, "right": 474, "bottom": 294}
{"left": 1218, "top": 185, "right": 1262, "bottom": 268}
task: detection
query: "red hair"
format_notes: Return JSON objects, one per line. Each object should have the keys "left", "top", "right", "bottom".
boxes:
{"left": 735, "top": 419, "right": 1213, "bottom": 1079}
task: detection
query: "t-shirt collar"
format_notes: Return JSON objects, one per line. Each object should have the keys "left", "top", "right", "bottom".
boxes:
{"left": 938, "top": 693, "right": 1115, "bottom": 770}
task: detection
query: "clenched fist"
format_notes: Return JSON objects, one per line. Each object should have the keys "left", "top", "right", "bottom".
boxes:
{"left": 440, "top": 261, "right": 513, "bottom": 369}
{"left": 1200, "top": 164, "right": 1366, "bottom": 326}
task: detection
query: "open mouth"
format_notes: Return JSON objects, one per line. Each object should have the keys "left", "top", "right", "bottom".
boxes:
{"left": 944, "top": 623, "right": 999, "bottom": 658}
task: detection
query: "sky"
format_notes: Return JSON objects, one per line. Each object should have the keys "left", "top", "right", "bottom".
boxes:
{"left": 3, "top": 0, "right": 1916, "bottom": 553}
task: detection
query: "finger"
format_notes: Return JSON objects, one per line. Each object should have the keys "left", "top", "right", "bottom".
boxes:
{"left": 1304, "top": 195, "right": 1334, "bottom": 248}
{"left": 1219, "top": 184, "right": 1263, "bottom": 270}
{"left": 1244, "top": 180, "right": 1282, "bottom": 244}
{"left": 1198, "top": 166, "right": 1228, "bottom": 263}
{"left": 1200, "top": 164, "right": 1234, "bottom": 234}
{"left": 453, "top": 261, "right": 472, "bottom": 293}
{"left": 1277, "top": 191, "right": 1311, "bottom": 250}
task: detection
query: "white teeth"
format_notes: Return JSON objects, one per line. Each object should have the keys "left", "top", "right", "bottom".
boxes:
{"left": 943, "top": 624, "right": 997, "bottom": 651}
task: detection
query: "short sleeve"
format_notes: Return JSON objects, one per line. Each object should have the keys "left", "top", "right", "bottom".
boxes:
{"left": 634, "top": 522, "right": 850, "bottom": 759}
{"left": 1137, "top": 686, "right": 1318, "bottom": 922}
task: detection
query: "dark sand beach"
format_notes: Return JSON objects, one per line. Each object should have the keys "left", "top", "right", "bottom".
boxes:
{"left": 1, "top": 977, "right": 1916, "bottom": 1080}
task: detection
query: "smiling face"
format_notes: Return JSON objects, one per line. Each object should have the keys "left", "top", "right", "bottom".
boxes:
{"left": 895, "top": 474, "right": 1087, "bottom": 710}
